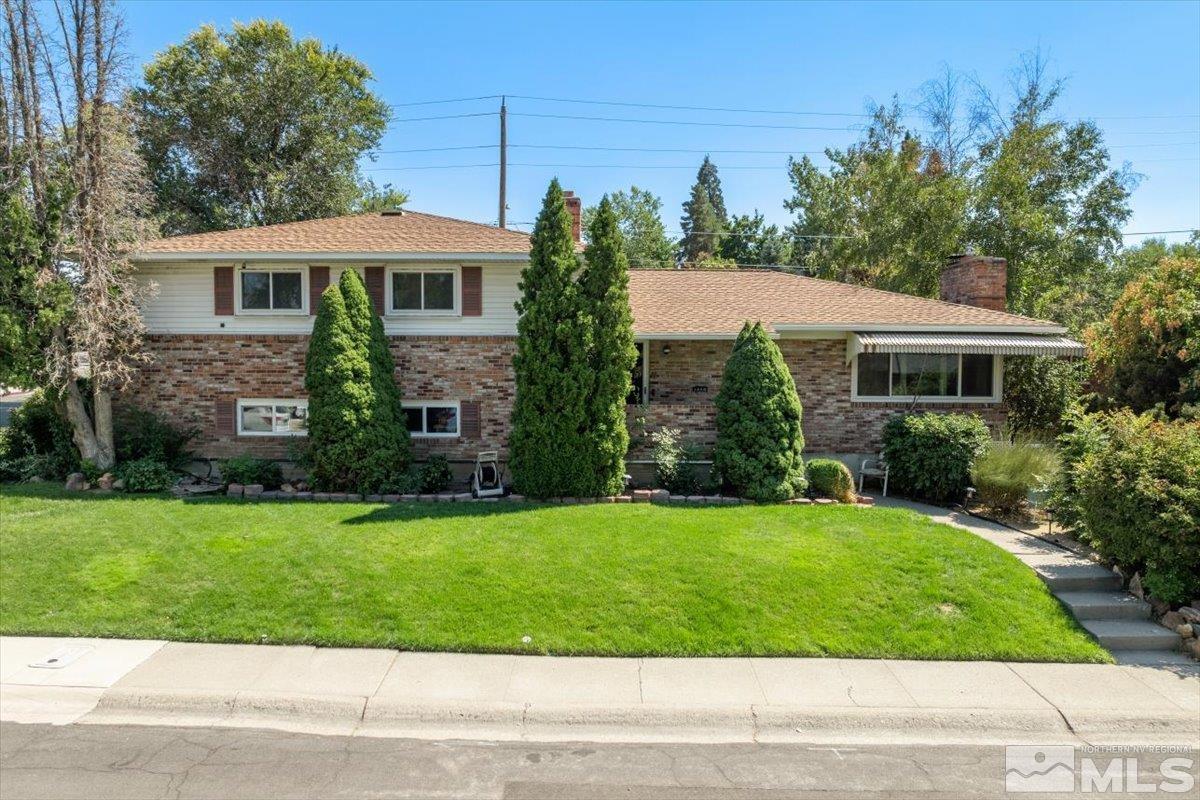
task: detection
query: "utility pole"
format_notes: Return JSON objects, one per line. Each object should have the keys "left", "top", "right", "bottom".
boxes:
{"left": 498, "top": 96, "right": 507, "bottom": 229}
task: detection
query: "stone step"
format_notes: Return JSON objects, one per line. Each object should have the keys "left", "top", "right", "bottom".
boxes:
{"left": 1023, "top": 554, "right": 1122, "bottom": 592}
{"left": 1057, "top": 591, "right": 1152, "bottom": 620}
{"left": 1113, "top": 650, "right": 1198, "bottom": 667}
{"left": 1082, "top": 619, "right": 1181, "bottom": 651}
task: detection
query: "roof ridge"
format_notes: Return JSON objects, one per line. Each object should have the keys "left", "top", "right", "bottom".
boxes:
{"left": 401, "top": 209, "right": 532, "bottom": 239}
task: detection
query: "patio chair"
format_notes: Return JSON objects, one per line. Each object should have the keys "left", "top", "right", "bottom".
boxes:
{"left": 859, "top": 453, "right": 889, "bottom": 497}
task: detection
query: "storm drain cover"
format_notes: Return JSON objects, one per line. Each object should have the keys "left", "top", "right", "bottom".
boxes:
{"left": 29, "top": 645, "right": 93, "bottom": 669}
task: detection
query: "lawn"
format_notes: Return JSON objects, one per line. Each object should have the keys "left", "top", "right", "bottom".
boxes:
{"left": 0, "top": 484, "right": 1109, "bottom": 662}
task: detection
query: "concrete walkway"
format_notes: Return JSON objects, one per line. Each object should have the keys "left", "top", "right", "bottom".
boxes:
{"left": 2, "top": 636, "right": 1196, "bottom": 747}
{"left": 873, "top": 496, "right": 1188, "bottom": 664}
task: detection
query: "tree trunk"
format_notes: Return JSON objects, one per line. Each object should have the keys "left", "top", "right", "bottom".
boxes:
{"left": 62, "top": 379, "right": 114, "bottom": 469}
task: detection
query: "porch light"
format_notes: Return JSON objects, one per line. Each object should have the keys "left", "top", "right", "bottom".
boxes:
{"left": 661, "top": 344, "right": 671, "bottom": 356}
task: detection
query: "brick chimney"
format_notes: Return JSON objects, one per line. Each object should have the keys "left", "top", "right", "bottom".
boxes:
{"left": 563, "top": 191, "right": 582, "bottom": 243}
{"left": 939, "top": 254, "right": 1007, "bottom": 311}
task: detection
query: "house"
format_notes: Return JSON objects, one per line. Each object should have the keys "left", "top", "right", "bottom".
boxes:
{"left": 125, "top": 197, "right": 1083, "bottom": 475}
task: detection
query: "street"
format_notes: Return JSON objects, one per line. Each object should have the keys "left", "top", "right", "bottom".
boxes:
{"left": 1, "top": 722, "right": 1195, "bottom": 800}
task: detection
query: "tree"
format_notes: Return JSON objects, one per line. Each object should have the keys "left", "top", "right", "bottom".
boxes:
{"left": 337, "top": 269, "right": 411, "bottom": 486}
{"left": 132, "top": 20, "right": 389, "bottom": 235}
{"left": 1087, "top": 255, "right": 1199, "bottom": 419}
{"left": 509, "top": 179, "right": 593, "bottom": 498}
{"left": 578, "top": 196, "right": 637, "bottom": 496}
{"left": 1003, "top": 356, "right": 1085, "bottom": 437}
{"left": 303, "top": 282, "right": 373, "bottom": 491}
{"left": 719, "top": 211, "right": 792, "bottom": 267}
{"left": 784, "top": 104, "right": 969, "bottom": 294}
{"left": 3, "top": 0, "right": 156, "bottom": 469}
{"left": 582, "top": 186, "right": 674, "bottom": 268}
{"left": 354, "top": 180, "right": 410, "bottom": 214}
{"left": 712, "top": 322, "right": 807, "bottom": 501}
{"left": 679, "top": 156, "right": 728, "bottom": 263}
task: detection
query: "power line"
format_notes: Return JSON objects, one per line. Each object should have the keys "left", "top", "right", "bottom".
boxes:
{"left": 388, "top": 95, "right": 501, "bottom": 108}
{"left": 505, "top": 93, "right": 871, "bottom": 119}
{"left": 1120, "top": 229, "right": 1197, "bottom": 236}
{"left": 372, "top": 144, "right": 496, "bottom": 154}
{"left": 510, "top": 144, "right": 826, "bottom": 155}
{"left": 390, "top": 112, "right": 497, "bottom": 123}
{"left": 508, "top": 111, "right": 863, "bottom": 132}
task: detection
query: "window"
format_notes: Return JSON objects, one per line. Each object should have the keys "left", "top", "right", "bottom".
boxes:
{"left": 238, "top": 269, "right": 303, "bottom": 313}
{"left": 389, "top": 269, "right": 456, "bottom": 313}
{"left": 237, "top": 399, "right": 307, "bottom": 436}
{"left": 854, "top": 353, "right": 998, "bottom": 401}
{"left": 628, "top": 341, "right": 648, "bottom": 404}
{"left": 403, "top": 401, "right": 459, "bottom": 437}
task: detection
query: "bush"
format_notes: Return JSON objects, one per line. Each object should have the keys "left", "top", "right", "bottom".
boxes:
{"left": 1048, "top": 408, "right": 1107, "bottom": 531}
{"left": 882, "top": 413, "right": 990, "bottom": 504}
{"left": 712, "top": 321, "right": 806, "bottom": 502}
{"left": 1072, "top": 411, "right": 1199, "bottom": 603}
{"left": 806, "top": 459, "right": 856, "bottom": 503}
{"left": 650, "top": 427, "right": 701, "bottom": 495}
{"left": 1003, "top": 356, "right": 1085, "bottom": 438}
{"left": 418, "top": 455, "right": 454, "bottom": 493}
{"left": 970, "top": 440, "right": 1059, "bottom": 514}
{"left": 114, "top": 406, "right": 198, "bottom": 470}
{"left": 0, "top": 389, "right": 78, "bottom": 481}
{"left": 115, "top": 457, "right": 176, "bottom": 493}
{"left": 219, "top": 454, "right": 283, "bottom": 488}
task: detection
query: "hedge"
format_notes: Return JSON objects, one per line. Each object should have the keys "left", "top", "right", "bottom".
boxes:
{"left": 881, "top": 413, "right": 990, "bottom": 503}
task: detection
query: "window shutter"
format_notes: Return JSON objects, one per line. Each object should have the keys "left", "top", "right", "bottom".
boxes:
{"left": 461, "top": 266, "right": 482, "bottom": 316}
{"left": 213, "top": 267, "right": 234, "bottom": 315}
{"left": 461, "top": 400, "right": 481, "bottom": 439}
{"left": 309, "top": 266, "right": 330, "bottom": 315}
{"left": 365, "top": 266, "right": 385, "bottom": 315}
{"left": 215, "top": 398, "right": 236, "bottom": 436}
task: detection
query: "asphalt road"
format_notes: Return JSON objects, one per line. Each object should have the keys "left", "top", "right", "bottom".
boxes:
{"left": 1, "top": 722, "right": 1195, "bottom": 799}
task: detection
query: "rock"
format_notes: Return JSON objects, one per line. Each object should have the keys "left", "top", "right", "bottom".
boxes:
{"left": 631, "top": 490, "right": 652, "bottom": 503}
{"left": 64, "top": 472, "right": 87, "bottom": 491}
{"left": 400, "top": 494, "right": 417, "bottom": 502}
{"left": 649, "top": 489, "right": 670, "bottom": 504}
{"left": 96, "top": 473, "right": 115, "bottom": 490}
{"left": 1176, "top": 624, "right": 1194, "bottom": 639}
{"left": 856, "top": 496, "right": 875, "bottom": 506}
{"left": 346, "top": 493, "right": 363, "bottom": 502}
{"left": 295, "top": 481, "right": 309, "bottom": 492}
{"left": 1186, "top": 637, "right": 1200, "bottom": 660}
{"left": 508, "top": 494, "right": 525, "bottom": 502}
{"left": 686, "top": 495, "right": 704, "bottom": 504}
{"left": 1160, "top": 611, "right": 1185, "bottom": 630}
{"left": 226, "top": 483, "right": 244, "bottom": 497}
{"left": 453, "top": 492, "right": 473, "bottom": 502}
{"left": 614, "top": 495, "right": 631, "bottom": 503}
{"left": 669, "top": 495, "right": 687, "bottom": 504}
{"left": 1177, "top": 606, "right": 1200, "bottom": 624}
{"left": 280, "top": 483, "right": 296, "bottom": 493}
{"left": 177, "top": 474, "right": 197, "bottom": 486}
{"left": 111, "top": 478, "right": 126, "bottom": 491}
{"left": 1149, "top": 596, "right": 1171, "bottom": 617}
{"left": 435, "top": 493, "right": 454, "bottom": 502}
{"left": 1128, "top": 572, "right": 1144, "bottom": 599}
{"left": 243, "top": 484, "right": 264, "bottom": 497}
{"left": 418, "top": 494, "right": 436, "bottom": 502}
{"left": 814, "top": 498, "right": 836, "bottom": 505}
{"left": 295, "top": 492, "right": 313, "bottom": 501}
{"left": 703, "top": 495, "right": 722, "bottom": 504}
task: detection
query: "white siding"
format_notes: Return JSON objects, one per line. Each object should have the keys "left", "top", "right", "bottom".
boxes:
{"left": 136, "top": 260, "right": 524, "bottom": 336}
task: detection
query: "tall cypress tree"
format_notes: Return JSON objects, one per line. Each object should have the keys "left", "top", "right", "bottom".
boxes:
{"left": 509, "top": 179, "right": 592, "bottom": 497}
{"left": 712, "top": 321, "right": 807, "bottom": 501}
{"left": 338, "top": 269, "right": 411, "bottom": 487}
{"left": 578, "top": 196, "right": 637, "bottom": 496}
{"left": 304, "top": 283, "right": 373, "bottom": 491}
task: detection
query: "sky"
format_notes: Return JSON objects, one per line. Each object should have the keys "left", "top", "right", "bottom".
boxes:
{"left": 121, "top": 0, "right": 1200, "bottom": 245}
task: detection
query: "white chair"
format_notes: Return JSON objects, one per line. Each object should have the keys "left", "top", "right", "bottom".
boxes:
{"left": 859, "top": 454, "right": 889, "bottom": 497}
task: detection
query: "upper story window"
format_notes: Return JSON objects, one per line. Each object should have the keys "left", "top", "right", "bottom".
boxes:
{"left": 854, "top": 352, "right": 997, "bottom": 402}
{"left": 238, "top": 268, "right": 304, "bottom": 313}
{"left": 389, "top": 268, "right": 457, "bottom": 314}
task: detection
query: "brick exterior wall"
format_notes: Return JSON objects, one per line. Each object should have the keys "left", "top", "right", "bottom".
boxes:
{"left": 124, "top": 334, "right": 1005, "bottom": 464}
{"left": 938, "top": 255, "right": 1008, "bottom": 312}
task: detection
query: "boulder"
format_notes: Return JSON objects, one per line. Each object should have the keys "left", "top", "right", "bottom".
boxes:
{"left": 96, "top": 473, "right": 115, "bottom": 490}
{"left": 649, "top": 489, "right": 670, "bottom": 504}
{"left": 1175, "top": 623, "right": 1194, "bottom": 639}
{"left": 1160, "top": 611, "right": 1185, "bottom": 630}
{"left": 226, "top": 483, "right": 244, "bottom": 497}
{"left": 111, "top": 478, "right": 126, "bottom": 491}
{"left": 64, "top": 472, "right": 87, "bottom": 491}
{"left": 631, "top": 490, "right": 652, "bottom": 503}
{"left": 243, "top": 484, "right": 264, "bottom": 497}
{"left": 280, "top": 483, "right": 296, "bottom": 493}
{"left": 1177, "top": 606, "right": 1200, "bottom": 624}
{"left": 1128, "top": 572, "right": 1144, "bottom": 599}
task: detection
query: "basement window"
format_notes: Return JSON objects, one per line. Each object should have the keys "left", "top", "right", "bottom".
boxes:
{"left": 403, "top": 401, "right": 460, "bottom": 437}
{"left": 238, "top": 399, "right": 308, "bottom": 436}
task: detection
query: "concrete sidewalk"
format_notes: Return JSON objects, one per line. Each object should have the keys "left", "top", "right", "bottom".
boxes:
{"left": 2, "top": 636, "right": 1196, "bottom": 746}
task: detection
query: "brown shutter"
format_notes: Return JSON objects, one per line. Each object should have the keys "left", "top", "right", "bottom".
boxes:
{"left": 460, "top": 400, "right": 481, "bottom": 439}
{"left": 213, "top": 266, "right": 234, "bottom": 315}
{"left": 215, "top": 398, "right": 236, "bottom": 435}
{"left": 309, "top": 266, "right": 329, "bottom": 315}
{"left": 365, "top": 266, "right": 385, "bottom": 315}
{"left": 461, "top": 266, "right": 482, "bottom": 316}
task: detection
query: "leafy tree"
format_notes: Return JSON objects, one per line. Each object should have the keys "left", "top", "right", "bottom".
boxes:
{"left": 337, "top": 269, "right": 412, "bottom": 485}
{"left": 303, "top": 282, "right": 377, "bottom": 492}
{"left": 582, "top": 186, "right": 675, "bottom": 268}
{"left": 1003, "top": 356, "right": 1085, "bottom": 438}
{"left": 578, "top": 196, "right": 638, "bottom": 496}
{"left": 133, "top": 20, "right": 389, "bottom": 235}
{"left": 353, "top": 180, "right": 410, "bottom": 213}
{"left": 679, "top": 156, "right": 728, "bottom": 263}
{"left": 784, "top": 104, "right": 969, "bottom": 295}
{"left": 1087, "top": 255, "right": 1199, "bottom": 419}
{"left": 713, "top": 322, "right": 807, "bottom": 501}
{"left": 509, "top": 179, "right": 593, "bottom": 497}
{"left": 719, "top": 211, "right": 792, "bottom": 267}
{"left": 679, "top": 181, "right": 725, "bottom": 264}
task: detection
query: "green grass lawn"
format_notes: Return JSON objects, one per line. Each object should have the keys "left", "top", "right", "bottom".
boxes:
{"left": 0, "top": 483, "right": 1109, "bottom": 662}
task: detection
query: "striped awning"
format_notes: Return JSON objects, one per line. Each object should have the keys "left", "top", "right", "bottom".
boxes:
{"left": 850, "top": 332, "right": 1085, "bottom": 360}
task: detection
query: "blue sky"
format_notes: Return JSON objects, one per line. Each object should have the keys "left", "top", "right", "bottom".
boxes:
{"left": 122, "top": 0, "right": 1200, "bottom": 244}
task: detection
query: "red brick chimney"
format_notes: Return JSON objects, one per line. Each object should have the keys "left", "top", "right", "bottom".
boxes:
{"left": 939, "top": 254, "right": 1007, "bottom": 312}
{"left": 563, "top": 191, "right": 582, "bottom": 243}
